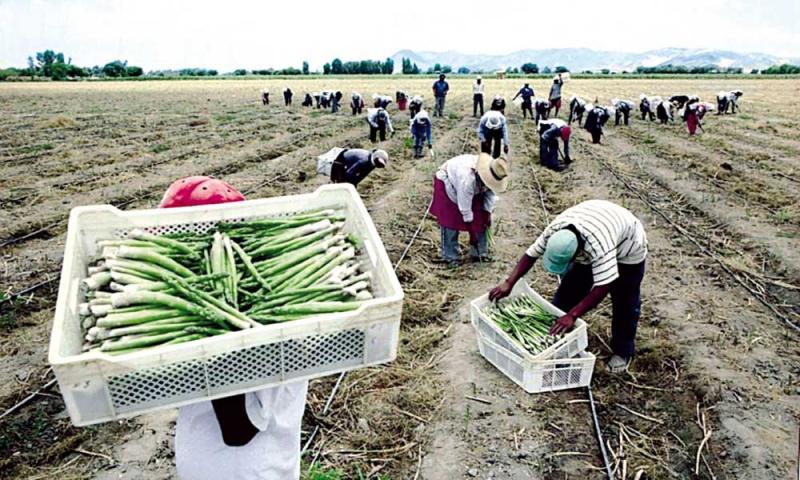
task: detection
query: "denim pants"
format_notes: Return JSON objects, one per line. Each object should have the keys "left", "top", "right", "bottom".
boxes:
{"left": 435, "top": 96, "right": 446, "bottom": 117}
{"left": 473, "top": 94, "right": 484, "bottom": 116}
{"left": 539, "top": 139, "right": 560, "bottom": 170}
{"left": 552, "top": 261, "right": 645, "bottom": 358}
{"left": 440, "top": 227, "right": 487, "bottom": 262}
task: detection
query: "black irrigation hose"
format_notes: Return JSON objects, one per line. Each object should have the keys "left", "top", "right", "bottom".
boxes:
{"left": 588, "top": 386, "right": 613, "bottom": 479}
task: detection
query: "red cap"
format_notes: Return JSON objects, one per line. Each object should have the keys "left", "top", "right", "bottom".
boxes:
{"left": 560, "top": 126, "right": 571, "bottom": 141}
{"left": 160, "top": 176, "right": 245, "bottom": 208}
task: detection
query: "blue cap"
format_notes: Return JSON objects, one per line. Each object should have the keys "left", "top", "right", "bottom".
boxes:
{"left": 543, "top": 230, "right": 578, "bottom": 275}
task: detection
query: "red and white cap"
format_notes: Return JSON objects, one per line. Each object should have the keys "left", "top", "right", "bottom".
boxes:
{"left": 160, "top": 176, "right": 245, "bottom": 208}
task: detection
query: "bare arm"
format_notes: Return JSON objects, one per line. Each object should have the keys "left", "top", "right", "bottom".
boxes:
{"left": 488, "top": 254, "right": 537, "bottom": 301}
{"left": 550, "top": 284, "right": 611, "bottom": 334}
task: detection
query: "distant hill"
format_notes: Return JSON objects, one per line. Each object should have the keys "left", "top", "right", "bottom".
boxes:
{"left": 390, "top": 48, "right": 799, "bottom": 73}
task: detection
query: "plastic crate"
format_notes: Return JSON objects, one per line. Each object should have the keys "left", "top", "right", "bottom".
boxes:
{"left": 470, "top": 280, "right": 588, "bottom": 361}
{"left": 48, "top": 184, "right": 403, "bottom": 426}
{"left": 476, "top": 333, "right": 595, "bottom": 393}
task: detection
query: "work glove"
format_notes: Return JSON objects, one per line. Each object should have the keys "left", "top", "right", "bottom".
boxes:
{"left": 503, "top": 145, "right": 509, "bottom": 154}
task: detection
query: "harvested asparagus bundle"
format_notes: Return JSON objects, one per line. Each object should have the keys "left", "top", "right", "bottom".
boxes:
{"left": 482, "top": 296, "right": 561, "bottom": 355}
{"left": 79, "top": 209, "right": 374, "bottom": 355}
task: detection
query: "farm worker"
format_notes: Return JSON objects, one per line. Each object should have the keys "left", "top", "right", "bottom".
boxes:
{"left": 396, "top": 91, "right": 409, "bottom": 111}
{"left": 302, "top": 93, "right": 314, "bottom": 107}
{"left": 512, "top": 83, "right": 535, "bottom": 119}
{"left": 548, "top": 73, "right": 565, "bottom": 117}
{"left": 432, "top": 74, "right": 450, "bottom": 117}
{"left": 473, "top": 76, "right": 485, "bottom": 117}
{"left": 584, "top": 105, "right": 610, "bottom": 144}
{"left": 478, "top": 110, "right": 510, "bottom": 159}
{"left": 654, "top": 97, "right": 672, "bottom": 124}
{"left": 373, "top": 93, "right": 393, "bottom": 109}
{"left": 568, "top": 96, "right": 587, "bottom": 126}
{"left": 331, "top": 91, "right": 343, "bottom": 113}
{"left": 161, "top": 176, "right": 309, "bottom": 480}
{"left": 410, "top": 109, "right": 433, "bottom": 159}
{"left": 538, "top": 118, "right": 571, "bottom": 172}
{"left": 261, "top": 89, "right": 269, "bottom": 106}
{"left": 611, "top": 99, "right": 635, "bottom": 126}
{"left": 329, "top": 149, "right": 389, "bottom": 187}
{"left": 320, "top": 91, "right": 332, "bottom": 109}
{"left": 684, "top": 101, "right": 710, "bottom": 135}
{"left": 716, "top": 90, "right": 743, "bottom": 114}
{"left": 668, "top": 95, "right": 698, "bottom": 110}
{"left": 639, "top": 95, "right": 655, "bottom": 121}
{"left": 366, "top": 107, "right": 394, "bottom": 142}
{"left": 351, "top": 92, "right": 365, "bottom": 115}
{"left": 283, "top": 88, "right": 293, "bottom": 106}
{"left": 488, "top": 199, "right": 648, "bottom": 373}
{"left": 430, "top": 153, "right": 509, "bottom": 267}
{"left": 409, "top": 96, "right": 424, "bottom": 118}
{"left": 490, "top": 95, "right": 506, "bottom": 115}
{"left": 534, "top": 98, "right": 551, "bottom": 124}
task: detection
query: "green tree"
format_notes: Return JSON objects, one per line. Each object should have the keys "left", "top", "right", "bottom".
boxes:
{"left": 542, "top": 66, "right": 552, "bottom": 74}
{"left": 554, "top": 65, "right": 569, "bottom": 73}
{"left": 412, "top": 63, "right": 420, "bottom": 74}
{"left": 433, "top": 63, "right": 442, "bottom": 73}
{"left": 331, "top": 58, "right": 343, "bottom": 74}
{"left": 35, "top": 50, "right": 57, "bottom": 77}
{"left": 302, "top": 61, "right": 309, "bottom": 75}
{"left": 27, "top": 56, "right": 36, "bottom": 79}
{"left": 102, "top": 60, "right": 128, "bottom": 77}
{"left": 520, "top": 63, "right": 538, "bottom": 74}
{"left": 323, "top": 63, "right": 331, "bottom": 74}
{"left": 233, "top": 68, "right": 248, "bottom": 76}
{"left": 381, "top": 58, "right": 394, "bottom": 74}
{"left": 441, "top": 65, "right": 452, "bottom": 73}
{"left": 126, "top": 66, "right": 144, "bottom": 77}
{"left": 457, "top": 66, "right": 470, "bottom": 74}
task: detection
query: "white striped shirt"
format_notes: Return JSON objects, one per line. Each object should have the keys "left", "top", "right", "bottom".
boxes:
{"left": 525, "top": 200, "right": 647, "bottom": 286}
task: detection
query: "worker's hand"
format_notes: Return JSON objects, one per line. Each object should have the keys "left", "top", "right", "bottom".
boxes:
{"left": 503, "top": 145, "right": 509, "bottom": 154}
{"left": 428, "top": 143, "right": 433, "bottom": 149}
{"left": 488, "top": 280, "right": 513, "bottom": 302}
{"left": 550, "top": 313, "right": 576, "bottom": 335}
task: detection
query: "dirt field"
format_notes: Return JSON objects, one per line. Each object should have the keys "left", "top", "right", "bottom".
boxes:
{"left": 0, "top": 77, "right": 798, "bottom": 480}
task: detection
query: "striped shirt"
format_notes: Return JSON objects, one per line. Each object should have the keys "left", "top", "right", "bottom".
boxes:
{"left": 525, "top": 200, "right": 648, "bottom": 286}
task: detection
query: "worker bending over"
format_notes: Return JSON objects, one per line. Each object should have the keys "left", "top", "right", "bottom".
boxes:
{"left": 478, "top": 110, "right": 509, "bottom": 159}
{"left": 330, "top": 149, "right": 389, "bottom": 187}
{"left": 538, "top": 118, "right": 571, "bottom": 172}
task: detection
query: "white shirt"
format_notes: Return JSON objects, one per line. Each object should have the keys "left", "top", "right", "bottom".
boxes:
{"left": 176, "top": 380, "right": 309, "bottom": 480}
{"left": 526, "top": 200, "right": 647, "bottom": 286}
{"left": 435, "top": 154, "right": 497, "bottom": 223}
{"left": 473, "top": 82, "right": 485, "bottom": 95}
{"left": 539, "top": 118, "right": 567, "bottom": 128}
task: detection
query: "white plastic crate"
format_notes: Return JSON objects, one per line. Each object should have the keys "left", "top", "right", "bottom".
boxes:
{"left": 48, "top": 184, "right": 403, "bottom": 426}
{"left": 476, "top": 333, "right": 595, "bottom": 393}
{"left": 470, "top": 280, "right": 588, "bottom": 361}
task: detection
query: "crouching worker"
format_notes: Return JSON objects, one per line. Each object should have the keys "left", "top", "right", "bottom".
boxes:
{"left": 410, "top": 109, "right": 433, "bottom": 159}
{"left": 584, "top": 105, "right": 610, "bottom": 144}
{"left": 261, "top": 89, "right": 270, "bottom": 105}
{"left": 538, "top": 118, "right": 571, "bottom": 172}
{"left": 684, "top": 101, "right": 710, "bottom": 136}
{"left": 366, "top": 107, "right": 394, "bottom": 142}
{"left": 568, "top": 96, "right": 587, "bottom": 126}
{"left": 534, "top": 98, "right": 551, "bottom": 124}
{"left": 409, "top": 96, "right": 424, "bottom": 118}
{"left": 488, "top": 199, "right": 648, "bottom": 373}
{"left": 612, "top": 99, "right": 634, "bottom": 126}
{"left": 430, "top": 153, "right": 509, "bottom": 267}
{"left": 351, "top": 92, "right": 365, "bottom": 115}
{"left": 161, "top": 177, "right": 308, "bottom": 480}
{"left": 490, "top": 95, "right": 506, "bottom": 115}
{"left": 478, "top": 110, "right": 509, "bottom": 159}
{"left": 330, "top": 149, "right": 389, "bottom": 187}
{"left": 302, "top": 93, "right": 314, "bottom": 107}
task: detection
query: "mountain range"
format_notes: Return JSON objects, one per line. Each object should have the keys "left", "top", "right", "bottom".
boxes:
{"left": 390, "top": 48, "right": 798, "bottom": 73}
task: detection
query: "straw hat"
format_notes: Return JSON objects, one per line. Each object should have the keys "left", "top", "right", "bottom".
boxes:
{"left": 476, "top": 153, "right": 509, "bottom": 193}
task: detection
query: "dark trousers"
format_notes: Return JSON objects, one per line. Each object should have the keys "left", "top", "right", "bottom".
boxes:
{"left": 370, "top": 123, "right": 386, "bottom": 142}
{"left": 473, "top": 94, "right": 484, "bottom": 117}
{"left": 615, "top": 110, "right": 629, "bottom": 126}
{"left": 283, "top": 93, "right": 292, "bottom": 106}
{"left": 539, "top": 139, "right": 560, "bottom": 170}
{"left": 481, "top": 129, "right": 503, "bottom": 158}
{"left": 261, "top": 94, "right": 269, "bottom": 105}
{"left": 352, "top": 106, "right": 362, "bottom": 115}
{"left": 413, "top": 134, "right": 426, "bottom": 158}
{"left": 589, "top": 128, "right": 602, "bottom": 144}
{"left": 521, "top": 101, "right": 533, "bottom": 119}
{"left": 552, "top": 261, "right": 645, "bottom": 358}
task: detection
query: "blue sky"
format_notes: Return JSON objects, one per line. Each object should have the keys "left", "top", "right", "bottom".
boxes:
{"left": 1, "top": 0, "right": 798, "bottom": 71}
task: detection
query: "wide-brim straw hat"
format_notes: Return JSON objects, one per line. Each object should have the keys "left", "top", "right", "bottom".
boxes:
{"left": 476, "top": 153, "right": 509, "bottom": 193}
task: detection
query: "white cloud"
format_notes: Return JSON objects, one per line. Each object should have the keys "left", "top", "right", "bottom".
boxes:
{"left": 1, "top": 0, "right": 798, "bottom": 70}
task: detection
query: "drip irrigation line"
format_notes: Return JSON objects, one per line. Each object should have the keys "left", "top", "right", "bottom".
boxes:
{"left": 0, "top": 376, "right": 57, "bottom": 422}
{"left": 588, "top": 386, "right": 613, "bottom": 479}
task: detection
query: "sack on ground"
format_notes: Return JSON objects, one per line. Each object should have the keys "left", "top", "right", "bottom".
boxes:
{"left": 317, "top": 147, "right": 346, "bottom": 176}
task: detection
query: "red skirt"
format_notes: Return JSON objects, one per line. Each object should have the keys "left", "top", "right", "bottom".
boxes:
{"left": 430, "top": 177, "right": 491, "bottom": 233}
{"left": 398, "top": 98, "right": 408, "bottom": 111}
{"left": 687, "top": 113, "right": 698, "bottom": 135}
